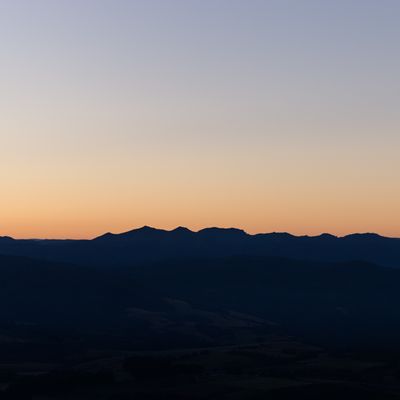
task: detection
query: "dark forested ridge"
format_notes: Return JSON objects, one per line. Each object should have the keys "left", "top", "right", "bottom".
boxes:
{"left": 1, "top": 228, "right": 400, "bottom": 398}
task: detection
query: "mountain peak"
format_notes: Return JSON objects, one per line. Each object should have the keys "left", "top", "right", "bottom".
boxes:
{"left": 315, "top": 233, "right": 337, "bottom": 239}
{"left": 117, "top": 226, "right": 168, "bottom": 238}
{"left": 198, "top": 227, "right": 248, "bottom": 237}
{"left": 343, "top": 233, "right": 385, "bottom": 240}
{"left": 135, "top": 225, "right": 162, "bottom": 232}
{"left": 94, "top": 226, "right": 166, "bottom": 241}
{"left": 0, "top": 236, "right": 14, "bottom": 241}
{"left": 171, "top": 226, "right": 193, "bottom": 234}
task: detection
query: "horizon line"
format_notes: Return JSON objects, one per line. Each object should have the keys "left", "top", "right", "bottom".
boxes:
{"left": 1, "top": 225, "right": 399, "bottom": 241}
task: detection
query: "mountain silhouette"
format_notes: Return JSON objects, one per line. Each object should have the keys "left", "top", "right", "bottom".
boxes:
{"left": 0, "top": 226, "right": 399, "bottom": 267}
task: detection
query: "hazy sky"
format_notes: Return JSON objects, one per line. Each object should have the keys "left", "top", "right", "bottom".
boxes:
{"left": 1, "top": 0, "right": 399, "bottom": 238}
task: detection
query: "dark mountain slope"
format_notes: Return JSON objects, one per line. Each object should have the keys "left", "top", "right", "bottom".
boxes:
{"left": 1, "top": 226, "right": 400, "bottom": 267}
{"left": 2, "top": 253, "right": 400, "bottom": 398}
{"left": 1, "top": 253, "right": 400, "bottom": 350}
{"left": 127, "top": 256, "right": 400, "bottom": 349}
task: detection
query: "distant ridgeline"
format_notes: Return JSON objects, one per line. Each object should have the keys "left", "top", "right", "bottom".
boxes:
{"left": 0, "top": 226, "right": 399, "bottom": 268}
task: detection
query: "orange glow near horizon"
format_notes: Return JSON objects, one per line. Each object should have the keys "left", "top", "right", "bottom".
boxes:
{"left": 2, "top": 133, "right": 399, "bottom": 240}
{"left": 2, "top": 192, "right": 400, "bottom": 240}
{"left": 1, "top": 1, "right": 399, "bottom": 239}
{"left": 2, "top": 134, "right": 400, "bottom": 239}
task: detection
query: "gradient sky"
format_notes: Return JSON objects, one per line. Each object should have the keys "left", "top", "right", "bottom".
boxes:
{"left": 1, "top": 0, "right": 400, "bottom": 239}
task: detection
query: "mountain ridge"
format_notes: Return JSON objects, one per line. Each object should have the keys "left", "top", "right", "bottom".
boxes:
{"left": 1, "top": 226, "right": 400, "bottom": 268}
{"left": 2, "top": 226, "right": 399, "bottom": 241}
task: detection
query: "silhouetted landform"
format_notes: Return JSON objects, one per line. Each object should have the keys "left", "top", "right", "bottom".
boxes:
{"left": 2, "top": 228, "right": 400, "bottom": 398}
{"left": 1, "top": 226, "right": 400, "bottom": 267}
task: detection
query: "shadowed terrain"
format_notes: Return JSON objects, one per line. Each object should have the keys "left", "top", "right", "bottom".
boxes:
{"left": 1, "top": 229, "right": 400, "bottom": 399}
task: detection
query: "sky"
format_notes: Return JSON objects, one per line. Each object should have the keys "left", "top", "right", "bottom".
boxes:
{"left": 1, "top": 0, "right": 399, "bottom": 239}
